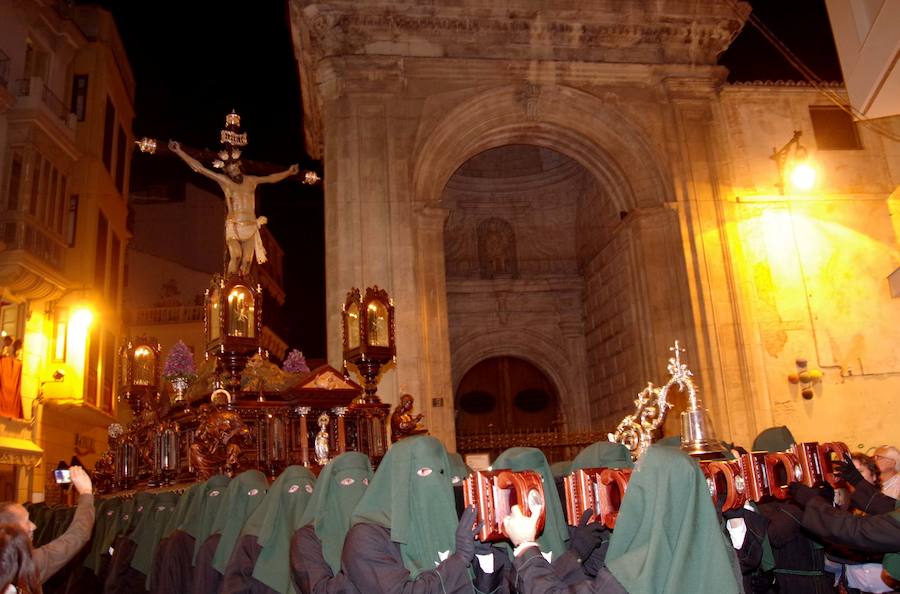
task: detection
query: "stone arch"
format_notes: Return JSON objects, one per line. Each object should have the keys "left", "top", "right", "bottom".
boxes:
{"left": 450, "top": 328, "right": 580, "bottom": 429}
{"left": 412, "top": 83, "right": 672, "bottom": 214}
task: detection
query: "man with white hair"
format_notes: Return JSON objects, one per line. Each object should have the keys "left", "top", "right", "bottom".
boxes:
{"left": 874, "top": 445, "right": 900, "bottom": 499}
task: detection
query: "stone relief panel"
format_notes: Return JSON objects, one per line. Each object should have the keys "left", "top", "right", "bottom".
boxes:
{"left": 477, "top": 218, "right": 517, "bottom": 279}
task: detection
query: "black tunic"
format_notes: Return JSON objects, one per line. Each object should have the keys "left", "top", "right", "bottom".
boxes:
{"left": 758, "top": 501, "right": 836, "bottom": 594}
{"left": 291, "top": 526, "right": 359, "bottom": 594}
{"left": 151, "top": 530, "right": 196, "bottom": 594}
{"left": 220, "top": 534, "right": 277, "bottom": 594}
{"left": 193, "top": 533, "right": 223, "bottom": 594}
{"left": 342, "top": 523, "right": 511, "bottom": 594}
{"left": 512, "top": 547, "right": 627, "bottom": 594}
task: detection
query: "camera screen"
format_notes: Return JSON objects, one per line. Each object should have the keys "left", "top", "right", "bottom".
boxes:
{"left": 54, "top": 469, "right": 71, "bottom": 484}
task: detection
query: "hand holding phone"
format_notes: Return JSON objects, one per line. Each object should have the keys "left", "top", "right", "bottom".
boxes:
{"left": 53, "top": 469, "right": 71, "bottom": 484}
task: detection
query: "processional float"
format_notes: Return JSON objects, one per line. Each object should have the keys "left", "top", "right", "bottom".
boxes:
{"left": 464, "top": 341, "right": 849, "bottom": 538}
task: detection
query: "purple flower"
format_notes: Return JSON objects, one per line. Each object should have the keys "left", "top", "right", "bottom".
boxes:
{"left": 283, "top": 349, "right": 309, "bottom": 374}
{"left": 163, "top": 340, "right": 196, "bottom": 380}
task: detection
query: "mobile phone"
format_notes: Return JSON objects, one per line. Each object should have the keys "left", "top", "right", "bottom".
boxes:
{"left": 54, "top": 469, "right": 71, "bottom": 484}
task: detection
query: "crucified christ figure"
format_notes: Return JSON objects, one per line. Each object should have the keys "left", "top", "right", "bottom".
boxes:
{"left": 169, "top": 140, "right": 298, "bottom": 276}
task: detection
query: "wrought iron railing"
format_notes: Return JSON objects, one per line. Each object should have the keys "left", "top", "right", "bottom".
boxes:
{"left": 129, "top": 305, "right": 205, "bottom": 325}
{"left": 0, "top": 220, "right": 65, "bottom": 271}
{"left": 15, "top": 77, "right": 71, "bottom": 122}
{"left": 456, "top": 429, "right": 607, "bottom": 464}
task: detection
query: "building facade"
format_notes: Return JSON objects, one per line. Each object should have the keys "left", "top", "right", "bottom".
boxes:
{"left": 0, "top": 1, "right": 133, "bottom": 502}
{"left": 290, "top": 0, "right": 900, "bottom": 451}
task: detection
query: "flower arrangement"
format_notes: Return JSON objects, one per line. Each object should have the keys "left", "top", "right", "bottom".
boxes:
{"left": 163, "top": 340, "right": 197, "bottom": 381}
{"left": 283, "top": 349, "right": 310, "bottom": 374}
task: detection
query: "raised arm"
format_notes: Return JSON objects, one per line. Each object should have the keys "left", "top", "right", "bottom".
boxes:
{"left": 255, "top": 163, "right": 299, "bottom": 185}
{"left": 169, "top": 140, "right": 228, "bottom": 184}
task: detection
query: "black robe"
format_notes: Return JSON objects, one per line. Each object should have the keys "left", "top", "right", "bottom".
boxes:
{"left": 850, "top": 481, "right": 897, "bottom": 516}
{"left": 512, "top": 547, "right": 627, "bottom": 594}
{"left": 103, "top": 536, "right": 148, "bottom": 594}
{"left": 193, "top": 533, "right": 223, "bottom": 594}
{"left": 291, "top": 526, "right": 359, "bottom": 594}
{"left": 220, "top": 534, "right": 276, "bottom": 594}
{"left": 801, "top": 497, "right": 900, "bottom": 554}
{"left": 150, "top": 530, "right": 195, "bottom": 594}
{"left": 342, "top": 523, "right": 511, "bottom": 594}
{"left": 757, "top": 501, "right": 836, "bottom": 594}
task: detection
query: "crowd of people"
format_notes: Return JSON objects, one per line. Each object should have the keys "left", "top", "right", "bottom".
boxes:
{"left": 0, "top": 428, "right": 897, "bottom": 594}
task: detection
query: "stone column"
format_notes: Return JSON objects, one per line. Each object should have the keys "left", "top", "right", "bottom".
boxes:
{"left": 662, "top": 74, "right": 765, "bottom": 448}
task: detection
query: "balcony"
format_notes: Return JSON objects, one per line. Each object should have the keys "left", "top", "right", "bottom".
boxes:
{"left": 0, "top": 220, "right": 68, "bottom": 300}
{"left": 8, "top": 77, "right": 76, "bottom": 140}
{"left": 128, "top": 304, "right": 205, "bottom": 325}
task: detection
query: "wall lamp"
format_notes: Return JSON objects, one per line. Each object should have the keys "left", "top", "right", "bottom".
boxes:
{"left": 771, "top": 130, "right": 817, "bottom": 194}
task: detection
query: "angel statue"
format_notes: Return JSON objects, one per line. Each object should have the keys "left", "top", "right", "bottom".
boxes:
{"left": 167, "top": 112, "right": 300, "bottom": 276}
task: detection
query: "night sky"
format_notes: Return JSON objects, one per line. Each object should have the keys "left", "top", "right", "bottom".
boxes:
{"left": 99, "top": 0, "right": 841, "bottom": 359}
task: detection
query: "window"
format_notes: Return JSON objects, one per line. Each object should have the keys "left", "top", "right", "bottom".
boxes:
{"left": 94, "top": 212, "right": 108, "bottom": 290}
{"left": 86, "top": 329, "right": 99, "bottom": 407}
{"left": 109, "top": 233, "right": 121, "bottom": 303}
{"left": 66, "top": 194, "right": 78, "bottom": 246}
{"left": 101, "top": 331, "right": 115, "bottom": 413}
{"left": 53, "top": 308, "right": 67, "bottom": 362}
{"left": 46, "top": 167, "right": 58, "bottom": 228}
{"left": 102, "top": 97, "right": 115, "bottom": 172}
{"left": 55, "top": 175, "right": 67, "bottom": 234}
{"left": 6, "top": 153, "right": 22, "bottom": 211}
{"left": 28, "top": 154, "right": 41, "bottom": 215}
{"left": 37, "top": 158, "right": 49, "bottom": 221}
{"left": 23, "top": 40, "right": 49, "bottom": 81}
{"left": 70, "top": 75, "right": 88, "bottom": 121}
{"left": 809, "top": 106, "right": 862, "bottom": 150}
{"left": 458, "top": 391, "right": 497, "bottom": 415}
{"left": 115, "top": 124, "right": 126, "bottom": 193}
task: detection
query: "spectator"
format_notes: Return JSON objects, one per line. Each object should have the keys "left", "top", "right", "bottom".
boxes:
{"left": 0, "top": 524, "right": 42, "bottom": 594}
{"left": 851, "top": 453, "right": 880, "bottom": 491}
{"left": 873, "top": 447, "right": 900, "bottom": 499}
{"left": 0, "top": 466, "right": 94, "bottom": 583}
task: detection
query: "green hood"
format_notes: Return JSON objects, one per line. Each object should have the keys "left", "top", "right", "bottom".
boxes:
{"left": 299, "top": 452, "right": 373, "bottom": 576}
{"left": 605, "top": 445, "right": 741, "bottom": 594}
{"left": 447, "top": 453, "right": 471, "bottom": 485}
{"left": 656, "top": 435, "right": 682, "bottom": 448}
{"left": 130, "top": 490, "right": 180, "bottom": 578}
{"left": 162, "top": 482, "right": 203, "bottom": 539}
{"left": 492, "top": 447, "right": 570, "bottom": 560}
{"left": 352, "top": 435, "right": 458, "bottom": 577}
{"left": 83, "top": 497, "right": 122, "bottom": 573}
{"left": 549, "top": 461, "right": 573, "bottom": 478}
{"left": 183, "top": 474, "right": 231, "bottom": 562}
{"left": 572, "top": 442, "right": 634, "bottom": 471}
{"left": 752, "top": 426, "right": 796, "bottom": 452}
{"left": 882, "top": 499, "right": 900, "bottom": 581}
{"left": 211, "top": 469, "right": 269, "bottom": 574}
{"left": 245, "top": 466, "right": 317, "bottom": 593}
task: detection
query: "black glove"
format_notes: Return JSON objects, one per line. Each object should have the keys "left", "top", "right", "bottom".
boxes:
{"left": 570, "top": 509, "right": 606, "bottom": 561}
{"left": 834, "top": 454, "right": 864, "bottom": 486}
{"left": 454, "top": 506, "right": 480, "bottom": 565}
{"left": 789, "top": 482, "right": 829, "bottom": 507}
{"left": 749, "top": 569, "right": 775, "bottom": 594}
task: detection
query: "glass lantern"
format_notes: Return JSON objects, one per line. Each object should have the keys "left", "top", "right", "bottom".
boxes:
{"left": 205, "top": 275, "right": 263, "bottom": 395}
{"left": 342, "top": 286, "right": 396, "bottom": 404}
{"left": 118, "top": 337, "right": 161, "bottom": 415}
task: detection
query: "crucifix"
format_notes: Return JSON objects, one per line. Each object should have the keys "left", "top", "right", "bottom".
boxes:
{"left": 136, "top": 111, "right": 320, "bottom": 276}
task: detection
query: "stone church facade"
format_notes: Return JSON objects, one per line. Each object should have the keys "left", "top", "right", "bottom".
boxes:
{"left": 290, "top": 0, "right": 900, "bottom": 452}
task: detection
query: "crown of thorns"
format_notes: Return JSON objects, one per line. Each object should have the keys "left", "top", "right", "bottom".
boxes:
{"left": 212, "top": 111, "right": 248, "bottom": 170}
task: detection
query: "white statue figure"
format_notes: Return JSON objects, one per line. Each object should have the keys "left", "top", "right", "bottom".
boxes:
{"left": 314, "top": 412, "right": 330, "bottom": 466}
{"left": 168, "top": 136, "right": 298, "bottom": 276}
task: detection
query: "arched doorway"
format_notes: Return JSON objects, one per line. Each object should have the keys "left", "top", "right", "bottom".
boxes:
{"left": 456, "top": 356, "right": 560, "bottom": 436}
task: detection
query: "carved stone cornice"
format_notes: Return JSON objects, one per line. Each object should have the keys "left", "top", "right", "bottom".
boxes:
{"left": 290, "top": 0, "right": 750, "bottom": 157}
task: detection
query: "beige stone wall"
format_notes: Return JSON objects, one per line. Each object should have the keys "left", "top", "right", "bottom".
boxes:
{"left": 718, "top": 85, "right": 900, "bottom": 450}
